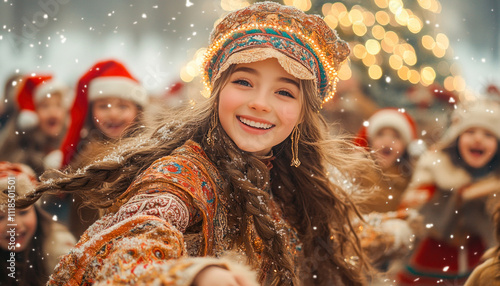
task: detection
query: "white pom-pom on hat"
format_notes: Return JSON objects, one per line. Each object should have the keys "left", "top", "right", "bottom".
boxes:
{"left": 17, "top": 109, "right": 39, "bottom": 130}
{"left": 43, "top": 149, "right": 63, "bottom": 170}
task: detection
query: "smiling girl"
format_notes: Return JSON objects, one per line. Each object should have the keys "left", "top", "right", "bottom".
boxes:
{"left": 398, "top": 99, "right": 500, "bottom": 284}
{"left": 0, "top": 162, "right": 75, "bottom": 286}
{"left": 0, "top": 74, "right": 70, "bottom": 176}
{"left": 19, "top": 3, "right": 377, "bottom": 285}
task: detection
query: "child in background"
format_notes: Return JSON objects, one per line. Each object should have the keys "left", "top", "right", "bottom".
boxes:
{"left": 54, "top": 59, "right": 149, "bottom": 238}
{"left": 354, "top": 108, "right": 422, "bottom": 213}
{"left": 20, "top": 2, "right": 378, "bottom": 285}
{"left": 0, "top": 162, "right": 75, "bottom": 286}
{"left": 62, "top": 59, "right": 148, "bottom": 168}
{"left": 398, "top": 99, "right": 500, "bottom": 285}
{"left": 352, "top": 108, "right": 423, "bottom": 274}
{"left": 0, "top": 75, "right": 70, "bottom": 176}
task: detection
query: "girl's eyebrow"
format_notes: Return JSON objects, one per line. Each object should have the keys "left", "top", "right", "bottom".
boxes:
{"left": 233, "top": 66, "right": 300, "bottom": 88}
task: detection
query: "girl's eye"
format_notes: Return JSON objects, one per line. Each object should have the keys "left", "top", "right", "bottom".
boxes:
{"left": 277, "top": 90, "right": 295, "bottom": 98}
{"left": 232, "top": 79, "right": 252, "bottom": 87}
{"left": 19, "top": 209, "right": 29, "bottom": 215}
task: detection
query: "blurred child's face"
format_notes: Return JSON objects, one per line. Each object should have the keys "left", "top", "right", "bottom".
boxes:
{"left": 35, "top": 92, "right": 67, "bottom": 138}
{"left": 92, "top": 97, "right": 139, "bottom": 139}
{"left": 458, "top": 127, "right": 498, "bottom": 169}
{"left": 219, "top": 58, "right": 302, "bottom": 156}
{"left": 0, "top": 206, "right": 37, "bottom": 252}
{"left": 371, "top": 127, "right": 406, "bottom": 170}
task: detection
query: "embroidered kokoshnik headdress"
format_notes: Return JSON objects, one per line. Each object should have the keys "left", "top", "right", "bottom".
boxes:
{"left": 202, "top": 1, "right": 350, "bottom": 105}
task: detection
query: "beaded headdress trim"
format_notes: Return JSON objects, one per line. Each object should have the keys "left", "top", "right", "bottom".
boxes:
{"left": 202, "top": 2, "right": 350, "bottom": 105}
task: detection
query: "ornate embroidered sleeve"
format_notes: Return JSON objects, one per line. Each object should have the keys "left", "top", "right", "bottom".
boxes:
{"left": 109, "top": 192, "right": 191, "bottom": 232}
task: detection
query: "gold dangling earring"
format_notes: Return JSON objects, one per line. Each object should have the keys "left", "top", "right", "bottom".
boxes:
{"left": 206, "top": 111, "right": 218, "bottom": 146}
{"left": 290, "top": 125, "right": 301, "bottom": 167}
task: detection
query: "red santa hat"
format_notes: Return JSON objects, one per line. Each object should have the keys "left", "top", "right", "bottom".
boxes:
{"left": 16, "top": 74, "right": 68, "bottom": 129}
{"left": 44, "top": 59, "right": 148, "bottom": 170}
{"left": 354, "top": 108, "right": 421, "bottom": 153}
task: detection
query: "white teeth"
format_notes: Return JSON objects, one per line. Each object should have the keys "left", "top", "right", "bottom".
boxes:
{"left": 239, "top": 117, "right": 273, "bottom": 129}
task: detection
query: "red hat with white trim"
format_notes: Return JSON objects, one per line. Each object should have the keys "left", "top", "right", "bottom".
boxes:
{"left": 44, "top": 59, "right": 148, "bottom": 170}
{"left": 354, "top": 108, "right": 425, "bottom": 156}
{"left": 16, "top": 74, "right": 68, "bottom": 129}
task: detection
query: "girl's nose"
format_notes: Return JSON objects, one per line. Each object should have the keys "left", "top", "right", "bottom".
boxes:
{"left": 248, "top": 90, "right": 271, "bottom": 112}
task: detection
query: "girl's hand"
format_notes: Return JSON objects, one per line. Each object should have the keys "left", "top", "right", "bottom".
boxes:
{"left": 192, "top": 266, "right": 255, "bottom": 286}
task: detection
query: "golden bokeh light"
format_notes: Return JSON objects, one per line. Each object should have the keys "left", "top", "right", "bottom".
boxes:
{"left": 338, "top": 62, "right": 352, "bottom": 80}
{"left": 362, "top": 53, "right": 377, "bottom": 66}
{"left": 429, "top": 0, "right": 441, "bottom": 13}
{"left": 363, "top": 11, "right": 376, "bottom": 26}
{"left": 432, "top": 46, "right": 446, "bottom": 58}
{"left": 366, "top": 39, "right": 381, "bottom": 55}
{"left": 339, "top": 11, "right": 352, "bottom": 28}
{"left": 408, "top": 69, "right": 420, "bottom": 84}
{"left": 403, "top": 50, "right": 417, "bottom": 66}
{"left": 420, "top": 66, "right": 436, "bottom": 86}
{"left": 322, "top": 3, "right": 332, "bottom": 16}
{"left": 368, "top": 65, "right": 383, "bottom": 79}
{"left": 324, "top": 14, "right": 339, "bottom": 29}
{"left": 398, "top": 66, "right": 410, "bottom": 80}
{"left": 389, "top": 54, "right": 403, "bottom": 70}
{"left": 395, "top": 9, "right": 410, "bottom": 26}
{"left": 388, "top": 0, "right": 404, "bottom": 15}
{"left": 375, "top": 11, "right": 390, "bottom": 26}
{"left": 407, "top": 15, "right": 423, "bottom": 33}
{"left": 453, "top": 76, "right": 466, "bottom": 92}
{"left": 444, "top": 76, "right": 455, "bottom": 91}
{"left": 283, "top": 0, "right": 312, "bottom": 11}
{"left": 353, "top": 44, "right": 368, "bottom": 59}
{"left": 331, "top": 2, "right": 347, "bottom": 17}
{"left": 418, "top": 0, "right": 432, "bottom": 10}
{"left": 180, "top": 66, "right": 194, "bottom": 82}
{"left": 220, "top": 0, "right": 249, "bottom": 11}
{"left": 381, "top": 40, "right": 395, "bottom": 54}
{"left": 353, "top": 22, "right": 368, "bottom": 36}
{"left": 372, "top": 25, "right": 386, "bottom": 40}
{"left": 374, "top": 0, "right": 389, "bottom": 9}
{"left": 436, "top": 33, "right": 449, "bottom": 49}
{"left": 384, "top": 31, "right": 399, "bottom": 47}
{"left": 349, "top": 8, "right": 364, "bottom": 23}
{"left": 421, "top": 35, "right": 435, "bottom": 50}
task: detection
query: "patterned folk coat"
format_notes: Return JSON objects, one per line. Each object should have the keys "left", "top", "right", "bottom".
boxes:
{"left": 48, "top": 140, "right": 301, "bottom": 285}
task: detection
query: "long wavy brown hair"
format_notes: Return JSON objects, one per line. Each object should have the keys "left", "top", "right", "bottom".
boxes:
{"left": 19, "top": 65, "right": 376, "bottom": 285}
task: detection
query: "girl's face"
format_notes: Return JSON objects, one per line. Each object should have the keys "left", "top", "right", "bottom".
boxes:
{"left": 458, "top": 127, "right": 498, "bottom": 169}
{"left": 35, "top": 92, "right": 67, "bottom": 138}
{"left": 0, "top": 206, "right": 37, "bottom": 252}
{"left": 218, "top": 58, "right": 302, "bottom": 156}
{"left": 371, "top": 127, "right": 406, "bottom": 170}
{"left": 92, "top": 97, "right": 139, "bottom": 139}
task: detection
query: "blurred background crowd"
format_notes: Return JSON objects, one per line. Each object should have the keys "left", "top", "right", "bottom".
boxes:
{"left": 1, "top": 0, "right": 500, "bottom": 285}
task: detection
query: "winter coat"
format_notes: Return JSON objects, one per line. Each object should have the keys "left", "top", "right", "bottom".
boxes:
{"left": 47, "top": 140, "right": 298, "bottom": 285}
{"left": 397, "top": 149, "right": 500, "bottom": 285}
